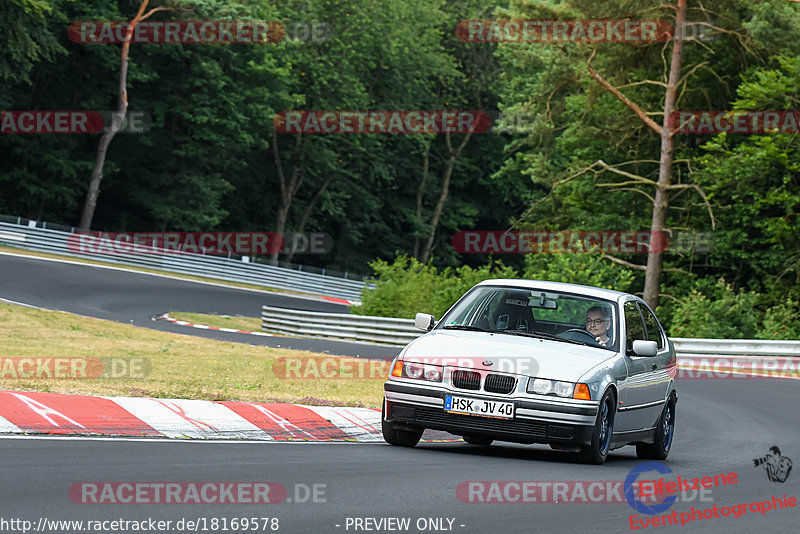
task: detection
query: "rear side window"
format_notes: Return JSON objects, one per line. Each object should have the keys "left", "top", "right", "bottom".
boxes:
{"left": 639, "top": 303, "right": 665, "bottom": 350}
{"left": 624, "top": 301, "right": 645, "bottom": 353}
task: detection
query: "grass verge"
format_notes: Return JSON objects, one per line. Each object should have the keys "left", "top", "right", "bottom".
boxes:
{"left": 0, "top": 303, "right": 384, "bottom": 407}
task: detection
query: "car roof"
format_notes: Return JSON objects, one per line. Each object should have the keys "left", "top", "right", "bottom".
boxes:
{"left": 475, "top": 278, "right": 631, "bottom": 302}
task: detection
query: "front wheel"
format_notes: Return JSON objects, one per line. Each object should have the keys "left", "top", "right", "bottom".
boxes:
{"left": 579, "top": 390, "right": 615, "bottom": 464}
{"left": 381, "top": 400, "right": 423, "bottom": 447}
{"left": 636, "top": 395, "right": 676, "bottom": 460}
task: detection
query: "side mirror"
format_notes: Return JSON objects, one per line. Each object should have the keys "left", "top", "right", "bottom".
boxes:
{"left": 414, "top": 313, "right": 436, "bottom": 332}
{"left": 631, "top": 339, "right": 658, "bottom": 357}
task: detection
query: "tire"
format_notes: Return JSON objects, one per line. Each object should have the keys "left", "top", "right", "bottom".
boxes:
{"left": 636, "top": 395, "right": 676, "bottom": 460}
{"left": 463, "top": 435, "right": 493, "bottom": 446}
{"left": 381, "top": 400, "right": 423, "bottom": 447}
{"left": 579, "top": 390, "right": 615, "bottom": 464}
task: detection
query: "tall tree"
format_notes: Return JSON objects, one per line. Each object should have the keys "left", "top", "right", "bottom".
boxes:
{"left": 79, "top": 0, "right": 167, "bottom": 230}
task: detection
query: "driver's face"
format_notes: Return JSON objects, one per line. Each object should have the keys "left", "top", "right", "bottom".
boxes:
{"left": 585, "top": 312, "right": 610, "bottom": 337}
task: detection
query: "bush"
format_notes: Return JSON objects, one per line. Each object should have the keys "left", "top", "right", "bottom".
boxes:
{"left": 521, "top": 254, "right": 636, "bottom": 293}
{"left": 759, "top": 299, "right": 800, "bottom": 340}
{"left": 670, "top": 280, "right": 762, "bottom": 338}
{"left": 352, "top": 256, "right": 517, "bottom": 319}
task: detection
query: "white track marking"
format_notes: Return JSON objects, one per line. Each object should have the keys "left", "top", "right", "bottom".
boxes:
{"left": 104, "top": 397, "right": 273, "bottom": 440}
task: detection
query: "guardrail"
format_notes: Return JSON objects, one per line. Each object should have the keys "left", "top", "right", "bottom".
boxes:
{"left": 261, "top": 306, "right": 418, "bottom": 346}
{"left": 670, "top": 339, "right": 800, "bottom": 357}
{"left": 0, "top": 220, "right": 367, "bottom": 302}
{"left": 260, "top": 306, "right": 800, "bottom": 356}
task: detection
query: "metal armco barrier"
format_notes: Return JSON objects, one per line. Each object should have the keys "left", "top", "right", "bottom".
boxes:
{"left": 670, "top": 338, "right": 800, "bottom": 357}
{"left": 261, "top": 306, "right": 419, "bottom": 346}
{"left": 261, "top": 305, "right": 800, "bottom": 354}
{"left": 0, "top": 220, "right": 367, "bottom": 302}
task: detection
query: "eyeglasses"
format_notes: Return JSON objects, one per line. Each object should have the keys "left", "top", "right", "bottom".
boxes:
{"left": 585, "top": 318, "right": 609, "bottom": 326}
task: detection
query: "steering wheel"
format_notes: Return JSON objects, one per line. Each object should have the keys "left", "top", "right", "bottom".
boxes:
{"left": 558, "top": 328, "right": 599, "bottom": 343}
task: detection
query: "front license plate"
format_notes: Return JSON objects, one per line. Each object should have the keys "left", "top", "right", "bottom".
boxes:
{"left": 445, "top": 395, "right": 514, "bottom": 420}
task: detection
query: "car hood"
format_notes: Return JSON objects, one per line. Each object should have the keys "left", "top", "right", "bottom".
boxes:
{"left": 401, "top": 330, "right": 615, "bottom": 383}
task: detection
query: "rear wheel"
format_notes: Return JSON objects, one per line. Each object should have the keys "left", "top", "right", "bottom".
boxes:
{"left": 636, "top": 395, "right": 676, "bottom": 460}
{"left": 381, "top": 400, "right": 423, "bottom": 447}
{"left": 463, "top": 435, "right": 493, "bottom": 446}
{"left": 579, "top": 390, "right": 615, "bottom": 464}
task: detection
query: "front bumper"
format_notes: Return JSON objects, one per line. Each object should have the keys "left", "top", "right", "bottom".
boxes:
{"left": 384, "top": 381, "right": 598, "bottom": 446}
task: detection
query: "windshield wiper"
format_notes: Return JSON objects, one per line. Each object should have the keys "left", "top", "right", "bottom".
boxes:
{"left": 442, "top": 324, "right": 489, "bottom": 332}
{"left": 490, "top": 329, "right": 591, "bottom": 346}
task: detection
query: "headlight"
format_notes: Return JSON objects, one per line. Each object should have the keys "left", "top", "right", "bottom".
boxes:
{"left": 527, "top": 377, "right": 576, "bottom": 398}
{"left": 530, "top": 378, "right": 552, "bottom": 395}
{"left": 554, "top": 381, "right": 574, "bottom": 397}
{"left": 405, "top": 363, "right": 424, "bottom": 379}
{"left": 399, "top": 361, "right": 443, "bottom": 382}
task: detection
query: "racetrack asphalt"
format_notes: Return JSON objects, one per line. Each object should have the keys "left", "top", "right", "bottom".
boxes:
{"left": 1, "top": 251, "right": 798, "bottom": 533}
{"left": 1, "top": 375, "right": 798, "bottom": 534}
{"left": 0, "top": 252, "right": 400, "bottom": 358}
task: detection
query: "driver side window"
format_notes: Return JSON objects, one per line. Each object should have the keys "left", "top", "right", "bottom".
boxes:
{"left": 624, "top": 301, "right": 645, "bottom": 353}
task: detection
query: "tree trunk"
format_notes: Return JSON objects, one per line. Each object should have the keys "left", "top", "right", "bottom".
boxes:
{"left": 643, "top": 0, "right": 687, "bottom": 309}
{"left": 412, "top": 139, "right": 432, "bottom": 259}
{"left": 284, "top": 172, "right": 332, "bottom": 263}
{"left": 419, "top": 131, "right": 472, "bottom": 263}
{"left": 269, "top": 132, "right": 304, "bottom": 265}
{"left": 79, "top": 0, "right": 166, "bottom": 230}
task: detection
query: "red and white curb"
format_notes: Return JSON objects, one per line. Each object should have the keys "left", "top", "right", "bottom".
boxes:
{"left": 154, "top": 313, "right": 274, "bottom": 337}
{"left": 0, "top": 391, "right": 456, "bottom": 442}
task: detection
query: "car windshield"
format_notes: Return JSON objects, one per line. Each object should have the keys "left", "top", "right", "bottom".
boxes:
{"left": 437, "top": 285, "right": 618, "bottom": 351}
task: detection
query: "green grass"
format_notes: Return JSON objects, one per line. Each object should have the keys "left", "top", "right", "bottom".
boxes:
{"left": 0, "top": 302, "right": 384, "bottom": 407}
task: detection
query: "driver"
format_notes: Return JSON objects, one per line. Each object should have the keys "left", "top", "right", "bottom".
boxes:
{"left": 585, "top": 306, "right": 612, "bottom": 347}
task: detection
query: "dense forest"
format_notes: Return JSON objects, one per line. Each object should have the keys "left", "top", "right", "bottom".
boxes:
{"left": 1, "top": 0, "right": 799, "bottom": 337}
